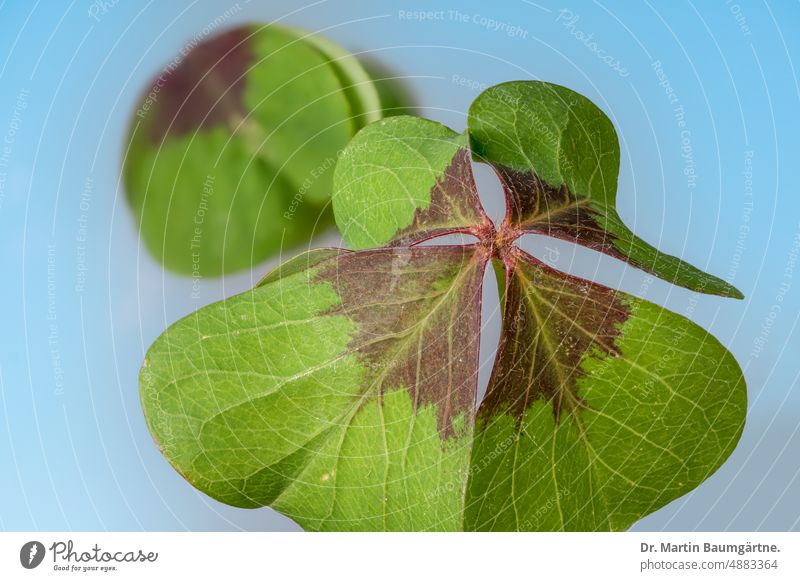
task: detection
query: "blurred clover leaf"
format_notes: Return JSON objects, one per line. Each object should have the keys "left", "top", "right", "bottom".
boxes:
{"left": 140, "top": 81, "right": 746, "bottom": 531}
{"left": 124, "top": 24, "right": 408, "bottom": 275}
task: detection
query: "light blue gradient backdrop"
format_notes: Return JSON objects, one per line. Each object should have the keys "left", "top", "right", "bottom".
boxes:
{"left": 1, "top": 0, "right": 798, "bottom": 531}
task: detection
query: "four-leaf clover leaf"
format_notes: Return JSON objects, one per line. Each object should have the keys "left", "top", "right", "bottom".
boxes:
{"left": 124, "top": 24, "right": 403, "bottom": 275}
{"left": 140, "top": 81, "right": 746, "bottom": 531}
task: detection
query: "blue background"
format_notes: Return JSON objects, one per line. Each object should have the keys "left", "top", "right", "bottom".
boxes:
{"left": 1, "top": 0, "right": 798, "bottom": 531}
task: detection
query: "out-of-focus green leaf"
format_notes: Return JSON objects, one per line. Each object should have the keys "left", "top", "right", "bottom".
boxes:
{"left": 124, "top": 25, "right": 398, "bottom": 275}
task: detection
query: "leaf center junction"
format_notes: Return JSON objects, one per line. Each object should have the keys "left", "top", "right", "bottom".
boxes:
{"left": 471, "top": 214, "right": 524, "bottom": 268}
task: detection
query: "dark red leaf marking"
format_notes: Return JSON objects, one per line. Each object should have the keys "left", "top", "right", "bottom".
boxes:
{"left": 315, "top": 246, "right": 487, "bottom": 437}
{"left": 480, "top": 247, "right": 629, "bottom": 423}
{"left": 391, "top": 149, "right": 492, "bottom": 247}
{"left": 149, "top": 27, "right": 253, "bottom": 142}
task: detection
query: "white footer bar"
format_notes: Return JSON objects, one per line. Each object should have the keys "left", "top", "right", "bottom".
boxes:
{"left": 1, "top": 532, "right": 797, "bottom": 580}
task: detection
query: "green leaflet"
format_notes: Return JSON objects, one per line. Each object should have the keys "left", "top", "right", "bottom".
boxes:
{"left": 140, "top": 80, "right": 747, "bottom": 531}
{"left": 286, "top": 26, "right": 383, "bottom": 130}
{"left": 468, "top": 81, "right": 742, "bottom": 298}
{"left": 124, "top": 25, "right": 389, "bottom": 275}
{"left": 141, "top": 246, "right": 485, "bottom": 530}
{"left": 465, "top": 250, "right": 746, "bottom": 531}
{"left": 332, "top": 116, "right": 489, "bottom": 249}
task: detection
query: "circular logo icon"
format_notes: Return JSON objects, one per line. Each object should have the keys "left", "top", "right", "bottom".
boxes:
{"left": 20, "top": 541, "right": 45, "bottom": 569}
